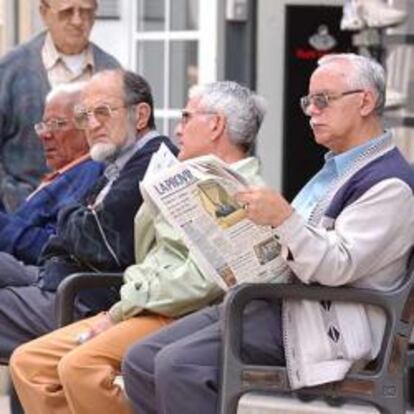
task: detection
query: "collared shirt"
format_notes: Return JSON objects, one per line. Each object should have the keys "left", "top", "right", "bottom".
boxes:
{"left": 42, "top": 32, "right": 95, "bottom": 87}
{"left": 292, "top": 132, "right": 390, "bottom": 221}
{"left": 92, "top": 130, "right": 161, "bottom": 207}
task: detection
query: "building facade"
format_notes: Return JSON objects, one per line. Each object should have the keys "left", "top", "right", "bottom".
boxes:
{"left": 2, "top": 0, "right": 412, "bottom": 195}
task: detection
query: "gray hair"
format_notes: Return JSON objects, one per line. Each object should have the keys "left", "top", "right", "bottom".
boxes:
{"left": 317, "top": 53, "right": 386, "bottom": 116}
{"left": 46, "top": 81, "right": 88, "bottom": 104}
{"left": 189, "top": 81, "right": 267, "bottom": 152}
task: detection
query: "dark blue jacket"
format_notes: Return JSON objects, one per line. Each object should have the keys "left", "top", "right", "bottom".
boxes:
{"left": 0, "top": 158, "right": 103, "bottom": 264}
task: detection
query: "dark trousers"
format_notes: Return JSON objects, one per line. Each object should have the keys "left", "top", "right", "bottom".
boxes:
{"left": 0, "top": 252, "right": 38, "bottom": 288}
{"left": 0, "top": 252, "right": 53, "bottom": 359}
{"left": 0, "top": 285, "right": 57, "bottom": 359}
{"left": 0, "top": 252, "right": 78, "bottom": 414}
{"left": 122, "top": 300, "right": 285, "bottom": 414}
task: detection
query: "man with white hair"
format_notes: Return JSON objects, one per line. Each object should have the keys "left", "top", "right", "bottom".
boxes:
{"left": 0, "top": 0, "right": 120, "bottom": 212}
{"left": 0, "top": 82, "right": 103, "bottom": 266}
{"left": 112, "top": 53, "right": 414, "bottom": 414}
{"left": 11, "top": 80, "right": 267, "bottom": 414}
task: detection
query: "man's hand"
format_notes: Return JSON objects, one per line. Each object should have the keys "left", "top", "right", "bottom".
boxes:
{"left": 76, "top": 313, "right": 115, "bottom": 344}
{"left": 236, "top": 187, "right": 293, "bottom": 228}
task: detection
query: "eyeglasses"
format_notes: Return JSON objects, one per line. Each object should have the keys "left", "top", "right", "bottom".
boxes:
{"left": 42, "top": 1, "right": 96, "bottom": 21}
{"left": 180, "top": 110, "right": 217, "bottom": 126}
{"left": 74, "top": 103, "right": 126, "bottom": 129}
{"left": 34, "top": 119, "right": 70, "bottom": 135}
{"left": 300, "top": 89, "right": 364, "bottom": 114}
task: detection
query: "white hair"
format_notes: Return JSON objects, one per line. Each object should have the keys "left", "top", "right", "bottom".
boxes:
{"left": 189, "top": 81, "right": 267, "bottom": 152}
{"left": 46, "top": 81, "right": 88, "bottom": 104}
{"left": 317, "top": 53, "right": 386, "bottom": 116}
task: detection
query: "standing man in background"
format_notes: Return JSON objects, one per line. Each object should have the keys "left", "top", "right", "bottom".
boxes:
{"left": 0, "top": 0, "right": 120, "bottom": 212}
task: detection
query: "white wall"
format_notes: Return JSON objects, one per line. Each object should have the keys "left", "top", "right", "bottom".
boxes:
{"left": 256, "top": 0, "right": 342, "bottom": 189}
{"left": 89, "top": 0, "right": 132, "bottom": 69}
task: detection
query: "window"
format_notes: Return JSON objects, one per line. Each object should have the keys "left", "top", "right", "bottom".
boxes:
{"left": 132, "top": 0, "right": 218, "bottom": 139}
{"left": 96, "top": 0, "right": 120, "bottom": 19}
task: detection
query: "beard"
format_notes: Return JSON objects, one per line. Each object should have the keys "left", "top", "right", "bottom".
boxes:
{"left": 90, "top": 142, "right": 118, "bottom": 162}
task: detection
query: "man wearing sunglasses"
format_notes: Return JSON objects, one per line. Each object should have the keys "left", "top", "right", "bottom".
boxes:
{"left": 0, "top": 82, "right": 103, "bottom": 268}
{"left": 104, "top": 54, "right": 413, "bottom": 414}
{"left": 0, "top": 68, "right": 175, "bottom": 368}
{"left": 0, "top": 0, "right": 120, "bottom": 213}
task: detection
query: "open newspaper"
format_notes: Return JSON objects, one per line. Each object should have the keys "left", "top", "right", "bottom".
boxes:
{"left": 141, "top": 145, "right": 287, "bottom": 291}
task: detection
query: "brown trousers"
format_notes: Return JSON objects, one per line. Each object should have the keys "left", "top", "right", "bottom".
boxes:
{"left": 10, "top": 313, "right": 173, "bottom": 414}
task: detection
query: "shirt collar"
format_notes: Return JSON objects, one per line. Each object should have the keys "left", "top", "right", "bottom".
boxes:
{"left": 230, "top": 156, "right": 258, "bottom": 174}
{"left": 104, "top": 130, "right": 161, "bottom": 181}
{"left": 324, "top": 130, "right": 391, "bottom": 177}
{"left": 41, "top": 153, "right": 92, "bottom": 183}
{"left": 42, "top": 32, "right": 94, "bottom": 71}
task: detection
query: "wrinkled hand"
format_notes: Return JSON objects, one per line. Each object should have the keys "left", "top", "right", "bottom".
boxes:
{"left": 236, "top": 187, "right": 293, "bottom": 228}
{"left": 77, "top": 313, "right": 115, "bottom": 344}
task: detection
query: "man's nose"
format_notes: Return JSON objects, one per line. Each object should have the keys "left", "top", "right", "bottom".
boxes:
{"left": 40, "top": 130, "right": 53, "bottom": 141}
{"left": 69, "top": 8, "right": 83, "bottom": 25}
{"left": 174, "top": 121, "right": 183, "bottom": 139}
{"left": 85, "top": 112, "right": 102, "bottom": 130}
{"left": 305, "top": 100, "right": 321, "bottom": 117}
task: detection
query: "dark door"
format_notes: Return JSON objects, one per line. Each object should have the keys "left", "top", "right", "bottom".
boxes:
{"left": 283, "top": 5, "right": 356, "bottom": 201}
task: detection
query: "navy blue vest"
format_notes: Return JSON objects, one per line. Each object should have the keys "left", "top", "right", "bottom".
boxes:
{"left": 325, "top": 148, "right": 414, "bottom": 220}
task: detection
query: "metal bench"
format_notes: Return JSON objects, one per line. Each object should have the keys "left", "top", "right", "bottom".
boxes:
{"left": 219, "top": 253, "right": 414, "bottom": 414}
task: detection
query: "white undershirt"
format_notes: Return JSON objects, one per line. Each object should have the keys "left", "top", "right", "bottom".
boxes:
{"left": 61, "top": 51, "right": 87, "bottom": 76}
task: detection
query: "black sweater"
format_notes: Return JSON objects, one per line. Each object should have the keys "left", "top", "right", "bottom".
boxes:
{"left": 38, "top": 135, "right": 178, "bottom": 311}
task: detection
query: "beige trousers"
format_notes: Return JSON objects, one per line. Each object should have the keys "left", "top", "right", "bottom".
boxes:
{"left": 10, "top": 313, "right": 173, "bottom": 414}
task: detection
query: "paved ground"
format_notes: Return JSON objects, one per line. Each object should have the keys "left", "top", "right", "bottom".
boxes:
{"left": 0, "top": 366, "right": 9, "bottom": 414}
{"left": 0, "top": 396, "right": 10, "bottom": 414}
{"left": 237, "top": 393, "right": 414, "bottom": 414}
{"left": 2, "top": 392, "right": 414, "bottom": 414}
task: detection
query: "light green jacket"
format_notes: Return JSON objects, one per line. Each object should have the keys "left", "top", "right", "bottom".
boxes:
{"left": 109, "top": 156, "right": 265, "bottom": 322}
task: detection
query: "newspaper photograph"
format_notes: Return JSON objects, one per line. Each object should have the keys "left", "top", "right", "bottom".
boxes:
{"left": 141, "top": 152, "right": 287, "bottom": 291}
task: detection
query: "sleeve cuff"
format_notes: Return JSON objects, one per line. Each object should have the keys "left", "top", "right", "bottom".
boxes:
{"left": 108, "top": 278, "right": 149, "bottom": 322}
{"left": 274, "top": 210, "right": 305, "bottom": 245}
{"left": 108, "top": 302, "right": 124, "bottom": 323}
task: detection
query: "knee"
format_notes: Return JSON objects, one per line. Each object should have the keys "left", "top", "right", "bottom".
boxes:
{"left": 58, "top": 346, "right": 115, "bottom": 393}
{"left": 57, "top": 348, "right": 88, "bottom": 389}
{"left": 123, "top": 341, "right": 155, "bottom": 385}
{"left": 154, "top": 344, "right": 185, "bottom": 382}
{"left": 10, "top": 342, "right": 39, "bottom": 382}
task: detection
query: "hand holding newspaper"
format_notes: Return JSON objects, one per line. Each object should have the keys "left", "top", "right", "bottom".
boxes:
{"left": 141, "top": 146, "right": 287, "bottom": 290}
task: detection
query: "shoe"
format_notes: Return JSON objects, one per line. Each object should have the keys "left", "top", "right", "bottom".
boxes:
{"left": 385, "top": 88, "right": 406, "bottom": 109}
{"left": 361, "top": 0, "right": 407, "bottom": 29}
{"left": 341, "top": 0, "right": 365, "bottom": 31}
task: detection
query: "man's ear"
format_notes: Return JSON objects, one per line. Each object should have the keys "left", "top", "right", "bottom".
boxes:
{"left": 39, "top": 0, "right": 49, "bottom": 21}
{"left": 135, "top": 103, "right": 152, "bottom": 130}
{"left": 360, "top": 89, "right": 377, "bottom": 117}
{"left": 39, "top": 5, "right": 47, "bottom": 21}
{"left": 209, "top": 113, "right": 226, "bottom": 141}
